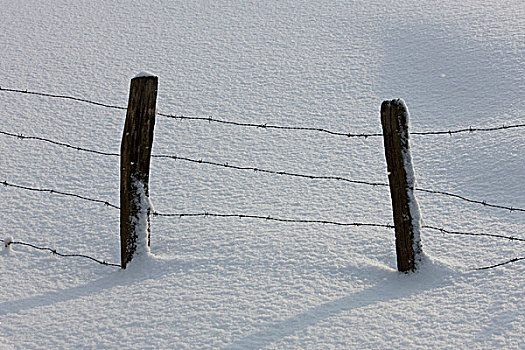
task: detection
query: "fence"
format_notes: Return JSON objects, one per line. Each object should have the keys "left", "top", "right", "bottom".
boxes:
{"left": 1, "top": 81, "right": 524, "bottom": 272}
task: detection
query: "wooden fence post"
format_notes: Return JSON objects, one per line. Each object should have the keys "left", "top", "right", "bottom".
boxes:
{"left": 380, "top": 99, "right": 422, "bottom": 272}
{"left": 120, "top": 73, "right": 158, "bottom": 269}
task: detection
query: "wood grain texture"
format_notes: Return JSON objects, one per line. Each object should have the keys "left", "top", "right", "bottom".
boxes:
{"left": 120, "top": 76, "right": 158, "bottom": 268}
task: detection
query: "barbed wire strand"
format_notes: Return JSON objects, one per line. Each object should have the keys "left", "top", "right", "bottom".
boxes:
{"left": 2, "top": 180, "right": 524, "bottom": 243}
{"left": 154, "top": 154, "right": 525, "bottom": 213}
{"left": 0, "top": 130, "right": 120, "bottom": 157}
{"left": 411, "top": 125, "right": 525, "bottom": 136}
{"left": 2, "top": 86, "right": 524, "bottom": 137}
{"left": 158, "top": 112, "right": 384, "bottom": 138}
{"left": 421, "top": 225, "right": 525, "bottom": 242}
{"left": 152, "top": 154, "right": 387, "bottom": 187}
{"left": 2, "top": 237, "right": 521, "bottom": 271}
{"left": 415, "top": 188, "right": 524, "bottom": 212}
{"left": 1, "top": 129, "right": 523, "bottom": 213}
{"left": 475, "top": 257, "right": 525, "bottom": 270}
{"left": 0, "top": 87, "right": 126, "bottom": 111}
{"left": 152, "top": 211, "right": 395, "bottom": 228}
{"left": 154, "top": 211, "right": 525, "bottom": 242}
{"left": 0, "top": 238, "right": 121, "bottom": 267}
{"left": 160, "top": 112, "right": 525, "bottom": 137}
{"left": 1, "top": 181, "right": 119, "bottom": 209}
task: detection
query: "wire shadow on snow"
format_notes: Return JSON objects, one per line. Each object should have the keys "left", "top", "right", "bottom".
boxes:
{"left": 0, "top": 254, "right": 203, "bottom": 317}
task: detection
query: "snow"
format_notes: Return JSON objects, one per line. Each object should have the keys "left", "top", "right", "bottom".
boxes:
{"left": 134, "top": 72, "right": 156, "bottom": 79}
{"left": 129, "top": 177, "right": 151, "bottom": 258}
{"left": 0, "top": 0, "right": 523, "bottom": 348}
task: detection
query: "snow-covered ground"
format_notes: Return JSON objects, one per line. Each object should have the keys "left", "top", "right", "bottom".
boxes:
{"left": 1, "top": 0, "right": 523, "bottom": 348}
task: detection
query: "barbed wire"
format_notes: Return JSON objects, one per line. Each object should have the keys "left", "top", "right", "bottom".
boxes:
{"left": 152, "top": 154, "right": 525, "bottom": 213}
{"left": 1, "top": 181, "right": 119, "bottom": 209}
{"left": 158, "top": 112, "right": 384, "bottom": 138}
{"left": 415, "top": 188, "right": 524, "bottom": 212}
{"left": 475, "top": 257, "right": 525, "bottom": 270}
{"left": 0, "top": 87, "right": 126, "bottom": 111}
{"left": 160, "top": 112, "right": 525, "bottom": 138}
{"left": 2, "top": 129, "right": 523, "bottom": 213}
{"left": 153, "top": 211, "right": 395, "bottom": 228}
{"left": 2, "top": 236, "right": 521, "bottom": 271}
{"left": 0, "top": 130, "right": 120, "bottom": 156}
{"left": 1, "top": 238, "right": 121, "bottom": 267}
{"left": 421, "top": 225, "right": 525, "bottom": 242}
{"left": 411, "top": 125, "right": 525, "bottom": 136}
{"left": 154, "top": 211, "right": 525, "bottom": 242}
{"left": 3, "top": 180, "right": 524, "bottom": 243}
{"left": 2, "top": 87, "right": 523, "bottom": 273}
{"left": 152, "top": 154, "right": 387, "bottom": 187}
{"left": 2, "top": 86, "right": 524, "bottom": 137}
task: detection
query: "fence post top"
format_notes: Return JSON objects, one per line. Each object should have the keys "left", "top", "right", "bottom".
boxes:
{"left": 133, "top": 72, "right": 157, "bottom": 79}
{"left": 381, "top": 98, "right": 406, "bottom": 109}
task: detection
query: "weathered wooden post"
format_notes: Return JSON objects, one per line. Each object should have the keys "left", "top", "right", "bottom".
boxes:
{"left": 120, "top": 73, "right": 158, "bottom": 269}
{"left": 380, "top": 99, "right": 422, "bottom": 272}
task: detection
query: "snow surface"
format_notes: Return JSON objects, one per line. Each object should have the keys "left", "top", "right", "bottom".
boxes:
{"left": 0, "top": 0, "right": 524, "bottom": 349}
{"left": 134, "top": 71, "right": 156, "bottom": 79}
{"left": 130, "top": 177, "right": 151, "bottom": 257}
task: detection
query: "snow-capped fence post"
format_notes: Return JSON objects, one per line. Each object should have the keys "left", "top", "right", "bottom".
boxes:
{"left": 380, "top": 99, "right": 422, "bottom": 273}
{"left": 120, "top": 73, "right": 158, "bottom": 269}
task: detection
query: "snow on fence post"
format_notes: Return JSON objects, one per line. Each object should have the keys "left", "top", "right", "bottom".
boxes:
{"left": 120, "top": 73, "right": 158, "bottom": 269}
{"left": 380, "top": 99, "right": 423, "bottom": 273}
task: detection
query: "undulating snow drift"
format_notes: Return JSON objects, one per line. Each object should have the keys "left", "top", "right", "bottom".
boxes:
{"left": 0, "top": 0, "right": 523, "bottom": 348}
